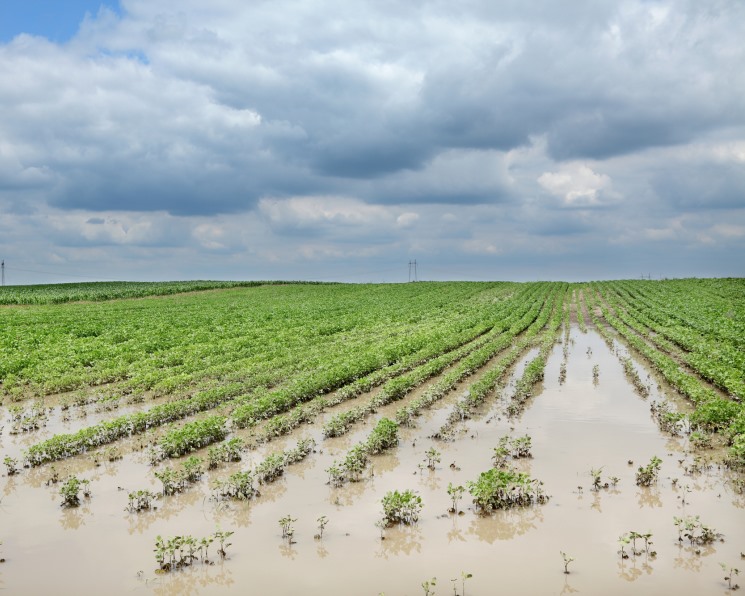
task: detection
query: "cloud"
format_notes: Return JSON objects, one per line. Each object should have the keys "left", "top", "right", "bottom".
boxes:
{"left": 538, "top": 163, "right": 614, "bottom": 207}
{"left": 0, "top": 0, "right": 744, "bottom": 282}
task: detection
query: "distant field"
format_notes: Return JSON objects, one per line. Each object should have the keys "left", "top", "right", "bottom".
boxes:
{"left": 0, "top": 279, "right": 320, "bottom": 305}
{"left": 1, "top": 279, "right": 743, "bottom": 594}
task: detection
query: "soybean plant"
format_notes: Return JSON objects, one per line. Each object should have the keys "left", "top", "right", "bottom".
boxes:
{"left": 447, "top": 483, "right": 465, "bottom": 514}
{"left": 314, "top": 515, "right": 329, "bottom": 540}
{"left": 560, "top": 552, "right": 574, "bottom": 574}
{"left": 720, "top": 563, "right": 740, "bottom": 590}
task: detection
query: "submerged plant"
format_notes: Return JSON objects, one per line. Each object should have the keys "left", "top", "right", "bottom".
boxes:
{"left": 3, "top": 456, "right": 19, "bottom": 476}
{"left": 314, "top": 515, "right": 329, "bottom": 540}
{"left": 673, "top": 515, "right": 721, "bottom": 545}
{"left": 560, "top": 551, "right": 574, "bottom": 574}
{"left": 618, "top": 533, "right": 631, "bottom": 559}
{"left": 421, "top": 577, "right": 436, "bottom": 596}
{"left": 635, "top": 456, "right": 662, "bottom": 486}
{"left": 590, "top": 467, "right": 604, "bottom": 491}
{"left": 425, "top": 447, "right": 441, "bottom": 470}
{"left": 366, "top": 418, "right": 399, "bottom": 454}
{"left": 375, "top": 518, "right": 387, "bottom": 540}
{"left": 720, "top": 563, "right": 740, "bottom": 590}
{"left": 492, "top": 435, "right": 533, "bottom": 468}
{"left": 154, "top": 528, "right": 233, "bottom": 572}
{"left": 467, "top": 467, "right": 548, "bottom": 513}
{"left": 279, "top": 515, "right": 297, "bottom": 543}
{"left": 447, "top": 483, "right": 465, "bottom": 514}
{"left": 214, "top": 529, "right": 233, "bottom": 558}
{"left": 382, "top": 489, "right": 423, "bottom": 526}
{"left": 59, "top": 476, "right": 91, "bottom": 507}
{"left": 127, "top": 489, "right": 158, "bottom": 513}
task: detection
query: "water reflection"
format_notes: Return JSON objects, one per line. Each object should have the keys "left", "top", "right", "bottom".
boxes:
{"left": 2, "top": 476, "right": 17, "bottom": 498}
{"left": 327, "top": 478, "right": 370, "bottom": 507}
{"left": 560, "top": 575, "right": 579, "bottom": 594}
{"left": 467, "top": 506, "right": 543, "bottom": 543}
{"left": 636, "top": 487, "right": 663, "bottom": 509}
{"left": 315, "top": 543, "right": 329, "bottom": 559}
{"left": 373, "top": 452, "right": 400, "bottom": 475}
{"left": 417, "top": 469, "right": 442, "bottom": 492}
{"left": 375, "top": 526, "right": 422, "bottom": 558}
{"left": 59, "top": 503, "right": 92, "bottom": 530}
{"left": 212, "top": 500, "right": 254, "bottom": 529}
{"left": 126, "top": 489, "right": 202, "bottom": 534}
{"left": 149, "top": 561, "right": 235, "bottom": 596}
{"left": 672, "top": 544, "right": 716, "bottom": 572}
{"left": 278, "top": 541, "right": 299, "bottom": 559}
{"left": 617, "top": 552, "right": 655, "bottom": 582}
{"left": 446, "top": 516, "right": 466, "bottom": 544}
{"left": 254, "top": 479, "right": 288, "bottom": 504}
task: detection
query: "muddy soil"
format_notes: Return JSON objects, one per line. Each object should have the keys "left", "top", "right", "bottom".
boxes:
{"left": 1, "top": 324, "right": 743, "bottom": 595}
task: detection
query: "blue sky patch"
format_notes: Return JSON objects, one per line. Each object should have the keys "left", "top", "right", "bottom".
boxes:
{"left": 0, "top": 0, "right": 120, "bottom": 43}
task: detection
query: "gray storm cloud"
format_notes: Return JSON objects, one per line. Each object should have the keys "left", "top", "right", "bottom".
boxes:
{"left": 0, "top": 0, "right": 743, "bottom": 282}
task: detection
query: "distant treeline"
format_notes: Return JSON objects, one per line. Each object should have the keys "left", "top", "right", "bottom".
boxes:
{"left": 0, "top": 280, "right": 334, "bottom": 305}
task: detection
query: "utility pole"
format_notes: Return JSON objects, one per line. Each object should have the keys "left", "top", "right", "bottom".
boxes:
{"left": 1, "top": 260, "right": 4, "bottom": 287}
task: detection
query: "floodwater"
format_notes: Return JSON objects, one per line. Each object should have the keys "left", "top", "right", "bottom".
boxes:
{"left": 1, "top": 324, "right": 744, "bottom": 595}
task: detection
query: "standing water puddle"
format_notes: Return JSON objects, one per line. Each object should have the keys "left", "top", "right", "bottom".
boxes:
{"left": 1, "top": 324, "right": 743, "bottom": 595}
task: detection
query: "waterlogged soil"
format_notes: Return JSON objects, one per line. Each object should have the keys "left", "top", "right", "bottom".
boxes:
{"left": 1, "top": 325, "right": 744, "bottom": 595}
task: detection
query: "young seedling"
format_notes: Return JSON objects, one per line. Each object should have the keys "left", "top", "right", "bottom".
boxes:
{"left": 45, "top": 466, "right": 60, "bottom": 486}
{"left": 214, "top": 529, "right": 233, "bottom": 558}
{"left": 635, "top": 456, "right": 662, "bottom": 486}
{"left": 590, "top": 467, "right": 603, "bottom": 491}
{"left": 199, "top": 535, "right": 214, "bottom": 562}
{"left": 279, "top": 515, "right": 297, "bottom": 544}
{"left": 492, "top": 439, "right": 510, "bottom": 469}
{"left": 421, "top": 577, "right": 436, "bottom": 596}
{"left": 618, "top": 533, "right": 631, "bottom": 559}
{"left": 314, "top": 515, "right": 328, "bottom": 540}
{"left": 382, "top": 490, "right": 423, "bottom": 526}
{"left": 460, "top": 571, "right": 472, "bottom": 595}
{"left": 127, "top": 489, "right": 158, "bottom": 513}
{"left": 560, "top": 551, "right": 574, "bottom": 574}
{"left": 59, "top": 476, "right": 91, "bottom": 507}
{"left": 628, "top": 531, "right": 642, "bottom": 556}
{"left": 425, "top": 447, "right": 441, "bottom": 470}
{"left": 719, "top": 563, "right": 740, "bottom": 590}
{"left": 720, "top": 563, "right": 740, "bottom": 590}
{"left": 447, "top": 482, "right": 465, "bottom": 515}
{"left": 636, "top": 531, "right": 653, "bottom": 555}
{"left": 673, "top": 515, "right": 720, "bottom": 545}
{"left": 4, "top": 456, "right": 19, "bottom": 476}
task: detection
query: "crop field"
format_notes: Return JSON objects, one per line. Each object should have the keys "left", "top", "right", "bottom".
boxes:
{"left": 1, "top": 279, "right": 744, "bottom": 595}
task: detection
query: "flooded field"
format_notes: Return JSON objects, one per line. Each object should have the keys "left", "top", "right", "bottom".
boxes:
{"left": 2, "top": 320, "right": 743, "bottom": 595}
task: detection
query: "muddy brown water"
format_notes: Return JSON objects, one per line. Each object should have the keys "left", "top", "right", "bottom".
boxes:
{"left": 1, "top": 325, "right": 744, "bottom": 595}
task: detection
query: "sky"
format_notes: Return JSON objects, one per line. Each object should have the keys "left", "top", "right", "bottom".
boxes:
{"left": 0, "top": 0, "right": 743, "bottom": 285}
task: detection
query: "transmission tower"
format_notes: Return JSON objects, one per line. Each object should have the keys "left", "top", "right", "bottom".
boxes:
{"left": 408, "top": 259, "right": 418, "bottom": 282}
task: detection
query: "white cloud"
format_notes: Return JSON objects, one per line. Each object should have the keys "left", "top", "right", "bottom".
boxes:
{"left": 538, "top": 164, "right": 613, "bottom": 207}
{"left": 258, "top": 196, "right": 392, "bottom": 229}
{"left": 396, "top": 212, "right": 419, "bottom": 228}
